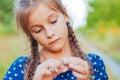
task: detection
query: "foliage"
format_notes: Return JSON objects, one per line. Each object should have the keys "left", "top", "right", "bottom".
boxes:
{"left": 0, "top": 0, "right": 13, "bottom": 24}
{"left": 77, "top": 0, "right": 120, "bottom": 63}
{"left": 77, "top": 26, "right": 120, "bottom": 62}
{"left": 0, "top": 0, "right": 17, "bottom": 34}
{"left": 87, "top": 0, "right": 120, "bottom": 28}
{"left": 0, "top": 22, "right": 17, "bottom": 34}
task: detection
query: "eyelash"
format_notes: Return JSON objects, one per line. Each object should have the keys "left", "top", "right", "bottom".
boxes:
{"left": 33, "top": 19, "right": 57, "bottom": 33}
{"left": 51, "top": 19, "right": 57, "bottom": 24}
{"left": 35, "top": 29, "right": 41, "bottom": 33}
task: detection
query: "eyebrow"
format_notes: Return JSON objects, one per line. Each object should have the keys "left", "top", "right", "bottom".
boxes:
{"left": 29, "top": 12, "right": 57, "bottom": 30}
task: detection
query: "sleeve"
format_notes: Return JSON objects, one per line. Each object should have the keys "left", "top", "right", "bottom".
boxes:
{"left": 3, "top": 56, "right": 28, "bottom": 80}
{"left": 87, "top": 53, "right": 108, "bottom": 80}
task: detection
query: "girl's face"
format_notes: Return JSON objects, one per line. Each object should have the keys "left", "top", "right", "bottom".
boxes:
{"left": 28, "top": 3, "right": 69, "bottom": 52}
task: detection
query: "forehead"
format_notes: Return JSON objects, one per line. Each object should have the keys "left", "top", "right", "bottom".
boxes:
{"left": 29, "top": 3, "right": 57, "bottom": 25}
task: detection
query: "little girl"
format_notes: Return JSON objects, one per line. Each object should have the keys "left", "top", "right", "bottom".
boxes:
{"left": 3, "top": 0, "right": 108, "bottom": 80}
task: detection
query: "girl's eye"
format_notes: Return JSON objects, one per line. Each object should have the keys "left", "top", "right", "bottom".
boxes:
{"left": 35, "top": 29, "right": 41, "bottom": 33}
{"left": 50, "top": 19, "right": 57, "bottom": 24}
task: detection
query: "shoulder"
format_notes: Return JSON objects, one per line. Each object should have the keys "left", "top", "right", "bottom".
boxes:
{"left": 86, "top": 53, "right": 102, "bottom": 63}
{"left": 86, "top": 53, "right": 104, "bottom": 68}
{"left": 86, "top": 53, "right": 108, "bottom": 80}
{"left": 12, "top": 56, "right": 29, "bottom": 65}
{"left": 7, "top": 56, "right": 30, "bottom": 70}
{"left": 86, "top": 53, "right": 104, "bottom": 70}
{"left": 3, "top": 56, "right": 30, "bottom": 80}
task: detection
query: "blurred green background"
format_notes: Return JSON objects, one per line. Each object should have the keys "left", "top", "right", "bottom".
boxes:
{"left": 0, "top": 0, "right": 120, "bottom": 80}
{"left": 78, "top": 0, "right": 120, "bottom": 63}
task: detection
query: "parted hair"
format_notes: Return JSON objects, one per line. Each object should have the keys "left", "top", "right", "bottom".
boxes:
{"left": 14, "top": 0, "right": 93, "bottom": 80}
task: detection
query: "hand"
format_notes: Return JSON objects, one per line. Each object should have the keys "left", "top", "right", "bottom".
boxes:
{"left": 62, "top": 57, "right": 90, "bottom": 80}
{"left": 33, "top": 59, "right": 64, "bottom": 80}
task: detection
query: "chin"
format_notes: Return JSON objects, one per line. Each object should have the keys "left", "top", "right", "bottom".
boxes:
{"left": 48, "top": 43, "right": 64, "bottom": 52}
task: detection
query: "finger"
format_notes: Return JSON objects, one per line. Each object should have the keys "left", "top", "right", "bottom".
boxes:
{"left": 35, "top": 68, "right": 52, "bottom": 76}
{"left": 69, "top": 64, "right": 87, "bottom": 75}
{"left": 44, "top": 69, "right": 53, "bottom": 75}
{"left": 33, "top": 68, "right": 52, "bottom": 80}
{"left": 73, "top": 71, "right": 89, "bottom": 80}
{"left": 62, "top": 57, "right": 85, "bottom": 66}
{"left": 46, "top": 59, "right": 64, "bottom": 72}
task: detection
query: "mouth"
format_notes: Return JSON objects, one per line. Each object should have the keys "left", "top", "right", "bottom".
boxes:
{"left": 49, "top": 38, "right": 60, "bottom": 45}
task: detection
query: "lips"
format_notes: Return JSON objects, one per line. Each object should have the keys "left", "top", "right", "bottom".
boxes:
{"left": 49, "top": 38, "right": 60, "bottom": 45}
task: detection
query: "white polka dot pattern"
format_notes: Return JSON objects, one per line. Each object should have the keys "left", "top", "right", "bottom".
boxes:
{"left": 3, "top": 54, "right": 108, "bottom": 80}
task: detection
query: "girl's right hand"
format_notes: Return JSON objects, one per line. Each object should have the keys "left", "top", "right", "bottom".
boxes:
{"left": 33, "top": 59, "right": 64, "bottom": 80}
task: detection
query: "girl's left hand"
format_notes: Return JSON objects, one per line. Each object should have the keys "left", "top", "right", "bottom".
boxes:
{"left": 62, "top": 57, "right": 90, "bottom": 80}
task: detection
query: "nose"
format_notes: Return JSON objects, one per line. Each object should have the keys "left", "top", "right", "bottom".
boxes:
{"left": 46, "top": 27, "right": 55, "bottom": 38}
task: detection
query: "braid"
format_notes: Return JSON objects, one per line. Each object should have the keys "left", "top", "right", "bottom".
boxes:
{"left": 67, "top": 22, "right": 86, "bottom": 60}
{"left": 66, "top": 22, "right": 94, "bottom": 75}
{"left": 24, "top": 37, "right": 40, "bottom": 80}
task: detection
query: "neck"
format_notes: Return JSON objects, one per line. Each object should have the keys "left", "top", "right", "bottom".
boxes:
{"left": 39, "top": 39, "right": 73, "bottom": 62}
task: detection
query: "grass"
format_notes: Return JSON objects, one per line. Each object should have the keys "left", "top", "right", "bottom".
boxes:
{"left": 0, "top": 34, "right": 117, "bottom": 79}
{"left": 0, "top": 34, "right": 30, "bottom": 79}
{"left": 77, "top": 26, "right": 120, "bottom": 63}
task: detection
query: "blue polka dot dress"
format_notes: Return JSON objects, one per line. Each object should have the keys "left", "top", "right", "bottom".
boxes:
{"left": 3, "top": 53, "right": 108, "bottom": 80}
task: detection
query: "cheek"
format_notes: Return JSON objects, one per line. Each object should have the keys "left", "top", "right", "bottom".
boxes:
{"left": 31, "top": 33, "right": 48, "bottom": 46}
{"left": 55, "top": 18, "right": 68, "bottom": 37}
{"left": 61, "top": 26, "right": 68, "bottom": 39}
